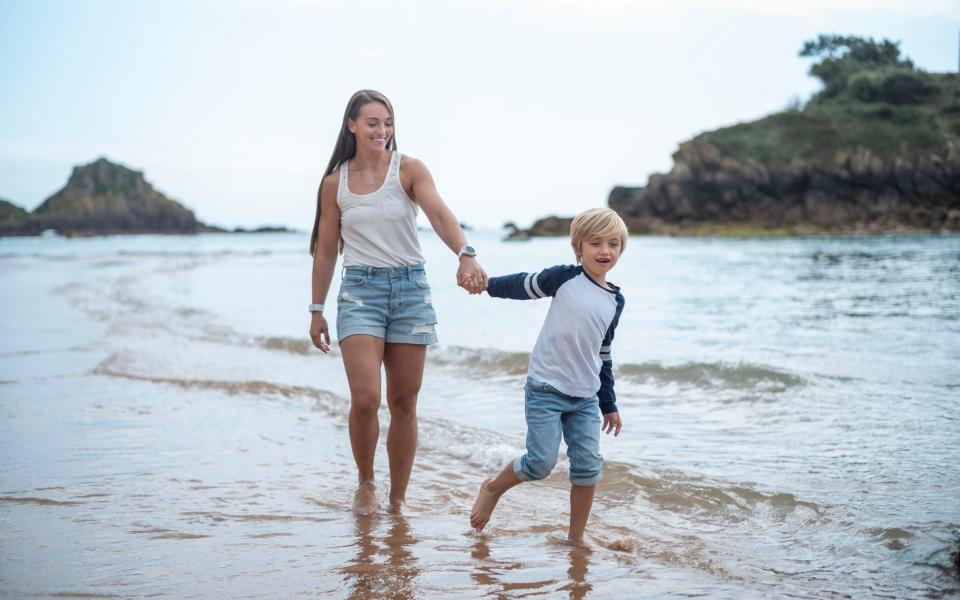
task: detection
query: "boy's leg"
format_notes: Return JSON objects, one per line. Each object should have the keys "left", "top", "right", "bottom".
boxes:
{"left": 569, "top": 484, "right": 596, "bottom": 544}
{"left": 561, "top": 395, "right": 603, "bottom": 542}
{"left": 470, "top": 462, "right": 523, "bottom": 530}
{"left": 470, "top": 380, "right": 564, "bottom": 531}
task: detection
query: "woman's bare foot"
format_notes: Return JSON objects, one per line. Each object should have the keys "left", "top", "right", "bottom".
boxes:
{"left": 352, "top": 481, "right": 379, "bottom": 516}
{"left": 469, "top": 479, "right": 501, "bottom": 531}
{"left": 387, "top": 498, "right": 406, "bottom": 514}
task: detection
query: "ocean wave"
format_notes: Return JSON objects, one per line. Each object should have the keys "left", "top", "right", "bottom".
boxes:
{"left": 93, "top": 355, "right": 347, "bottom": 417}
{"left": 600, "top": 462, "right": 823, "bottom": 525}
{"left": 257, "top": 336, "right": 326, "bottom": 356}
{"left": 617, "top": 361, "right": 804, "bottom": 391}
{"left": 0, "top": 496, "right": 83, "bottom": 507}
{"left": 427, "top": 345, "right": 529, "bottom": 377}
{"left": 237, "top": 337, "right": 805, "bottom": 392}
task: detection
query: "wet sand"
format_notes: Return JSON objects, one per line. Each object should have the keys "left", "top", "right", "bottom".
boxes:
{"left": 0, "top": 259, "right": 660, "bottom": 599}
{"left": 0, "top": 353, "right": 665, "bottom": 599}
{"left": 2, "top": 233, "right": 958, "bottom": 598}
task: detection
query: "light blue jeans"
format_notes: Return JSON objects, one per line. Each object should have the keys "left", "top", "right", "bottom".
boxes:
{"left": 513, "top": 378, "right": 603, "bottom": 486}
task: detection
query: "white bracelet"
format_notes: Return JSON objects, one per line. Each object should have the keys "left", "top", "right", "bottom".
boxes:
{"left": 308, "top": 303, "right": 324, "bottom": 314}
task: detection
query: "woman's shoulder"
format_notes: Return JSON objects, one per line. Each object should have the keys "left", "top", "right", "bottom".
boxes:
{"left": 319, "top": 170, "right": 340, "bottom": 201}
{"left": 399, "top": 153, "right": 428, "bottom": 173}
{"left": 321, "top": 169, "right": 340, "bottom": 186}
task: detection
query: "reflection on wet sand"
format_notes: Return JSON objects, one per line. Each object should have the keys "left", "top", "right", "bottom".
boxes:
{"left": 470, "top": 536, "right": 594, "bottom": 599}
{"left": 341, "top": 513, "right": 420, "bottom": 599}
{"left": 563, "top": 545, "right": 593, "bottom": 600}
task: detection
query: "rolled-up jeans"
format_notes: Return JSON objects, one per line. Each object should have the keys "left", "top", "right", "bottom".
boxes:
{"left": 513, "top": 377, "right": 603, "bottom": 486}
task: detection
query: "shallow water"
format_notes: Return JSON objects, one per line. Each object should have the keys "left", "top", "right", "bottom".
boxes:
{"left": 1, "top": 231, "right": 958, "bottom": 598}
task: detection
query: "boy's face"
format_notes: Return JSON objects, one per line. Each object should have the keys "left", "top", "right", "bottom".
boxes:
{"left": 578, "top": 233, "right": 622, "bottom": 280}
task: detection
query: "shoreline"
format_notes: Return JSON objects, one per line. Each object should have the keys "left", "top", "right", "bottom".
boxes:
{"left": 506, "top": 222, "right": 960, "bottom": 239}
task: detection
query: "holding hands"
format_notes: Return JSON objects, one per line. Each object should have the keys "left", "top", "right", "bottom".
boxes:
{"left": 457, "top": 256, "right": 487, "bottom": 294}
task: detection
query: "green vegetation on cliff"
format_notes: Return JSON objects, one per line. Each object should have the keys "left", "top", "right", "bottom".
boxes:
{"left": 0, "top": 199, "right": 28, "bottom": 224}
{"left": 692, "top": 35, "right": 959, "bottom": 164}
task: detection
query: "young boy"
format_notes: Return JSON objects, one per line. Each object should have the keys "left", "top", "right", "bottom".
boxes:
{"left": 469, "top": 207, "right": 627, "bottom": 544}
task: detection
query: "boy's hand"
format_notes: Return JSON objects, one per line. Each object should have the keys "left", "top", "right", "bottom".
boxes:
{"left": 602, "top": 412, "right": 622, "bottom": 436}
{"left": 458, "top": 274, "right": 488, "bottom": 293}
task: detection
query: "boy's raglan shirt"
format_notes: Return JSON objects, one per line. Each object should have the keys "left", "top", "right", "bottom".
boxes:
{"left": 487, "top": 265, "right": 625, "bottom": 414}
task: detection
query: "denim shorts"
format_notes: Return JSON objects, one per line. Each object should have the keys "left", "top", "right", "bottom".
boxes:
{"left": 335, "top": 264, "right": 438, "bottom": 345}
{"left": 513, "top": 378, "right": 603, "bottom": 486}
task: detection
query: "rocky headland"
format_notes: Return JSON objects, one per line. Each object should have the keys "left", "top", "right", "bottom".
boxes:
{"left": 0, "top": 158, "right": 208, "bottom": 237}
{"left": 615, "top": 36, "right": 960, "bottom": 235}
{"left": 509, "top": 36, "right": 960, "bottom": 238}
{"left": 609, "top": 143, "right": 960, "bottom": 235}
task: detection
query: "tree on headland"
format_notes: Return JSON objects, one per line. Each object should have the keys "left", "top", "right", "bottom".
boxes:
{"left": 800, "top": 34, "right": 937, "bottom": 105}
{"left": 677, "top": 34, "right": 957, "bottom": 165}
{"left": 800, "top": 35, "right": 911, "bottom": 96}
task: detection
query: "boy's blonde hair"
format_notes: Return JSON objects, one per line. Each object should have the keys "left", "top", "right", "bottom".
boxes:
{"left": 570, "top": 208, "right": 629, "bottom": 263}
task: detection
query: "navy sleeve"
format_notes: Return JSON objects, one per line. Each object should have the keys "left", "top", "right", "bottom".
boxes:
{"left": 598, "top": 292, "right": 625, "bottom": 414}
{"left": 487, "top": 265, "right": 580, "bottom": 300}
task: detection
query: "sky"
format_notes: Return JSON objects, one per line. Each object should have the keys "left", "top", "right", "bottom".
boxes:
{"left": 0, "top": 0, "right": 957, "bottom": 231}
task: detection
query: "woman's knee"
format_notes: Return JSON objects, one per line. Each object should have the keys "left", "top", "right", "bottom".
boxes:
{"left": 350, "top": 390, "right": 381, "bottom": 417}
{"left": 387, "top": 394, "right": 418, "bottom": 422}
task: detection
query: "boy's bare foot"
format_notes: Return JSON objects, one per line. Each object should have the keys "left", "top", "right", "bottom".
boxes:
{"left": 352, "top": 481, "right": 379, "bottom": 516}
{"left": 470, "top": 478, "right": 500, "bottom": 531}
{"left": 546, "top": 534, "right": 595, "bottom": 551}
{"left": 565, "top": 535, "right": 595, "bottom": 551}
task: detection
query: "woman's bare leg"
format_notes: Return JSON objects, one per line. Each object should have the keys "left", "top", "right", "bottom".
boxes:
{"left": 340, "top": 335, "right": 386, "bottom": 513}
{"left": 382, "top": 342, "right": 426, "bottom": 508}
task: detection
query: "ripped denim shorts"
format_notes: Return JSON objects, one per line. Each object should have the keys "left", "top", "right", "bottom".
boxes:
{"left": 335, "top": 264, "right": 438, "bottom": 345}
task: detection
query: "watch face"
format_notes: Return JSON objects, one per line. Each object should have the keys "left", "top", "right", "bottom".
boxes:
{"left": 464, "top": 245, "right": 476, "bottom": 255}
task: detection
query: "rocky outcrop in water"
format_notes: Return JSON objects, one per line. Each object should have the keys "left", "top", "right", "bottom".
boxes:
{"left": 0, "top": 198, "right": 28, "bottom": 227}
{"left": 504, "top": 215, "right": 574, "bottom": 239}
{"left": 609, "top": 143, "right": 960, "bottom": 234}
{"left": 0, "top": 158, "right": 207, "bottom": 236}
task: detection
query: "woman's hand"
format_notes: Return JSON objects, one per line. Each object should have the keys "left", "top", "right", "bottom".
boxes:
{"left": 457, "top": 257, "right": 487, "bottom": 294}
{"left": 309, "top": 313, "right": 331, "bottom": 353}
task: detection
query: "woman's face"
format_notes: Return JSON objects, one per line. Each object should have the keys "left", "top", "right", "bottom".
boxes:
{"left": 348, "top": 101, "right": 393, "bottom": 152}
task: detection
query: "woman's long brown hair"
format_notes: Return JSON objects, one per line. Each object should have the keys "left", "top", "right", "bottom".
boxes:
{"left": 309, "top": 90, "right": 397, "bottom": 255}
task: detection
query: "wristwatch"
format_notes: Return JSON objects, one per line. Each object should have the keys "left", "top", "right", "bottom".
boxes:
{"left": 308, "top": 303, "right": 324, "bottom": 314}
{"left": 457, "top": 245, "right": 477, "bottom": 259}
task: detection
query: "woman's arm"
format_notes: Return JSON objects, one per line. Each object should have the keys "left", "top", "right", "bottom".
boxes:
{"left": 309, "top": 173, "right": 341, "bottom": 353}
{"left": 402, "top": 156, "right": 487, "bottom": 294}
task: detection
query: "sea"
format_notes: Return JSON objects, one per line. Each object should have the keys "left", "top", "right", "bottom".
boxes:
{"left": 1, "top": 229, "right": 958, "bottom": 598}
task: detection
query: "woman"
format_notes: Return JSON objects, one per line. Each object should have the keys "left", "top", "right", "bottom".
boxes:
{"left": 309, "top": 90, "right": 486, "bottom": 514}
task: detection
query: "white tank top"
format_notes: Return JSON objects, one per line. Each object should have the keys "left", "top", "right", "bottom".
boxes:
{"left": 337, "top": 151, "right": 425, "bottom": 267}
